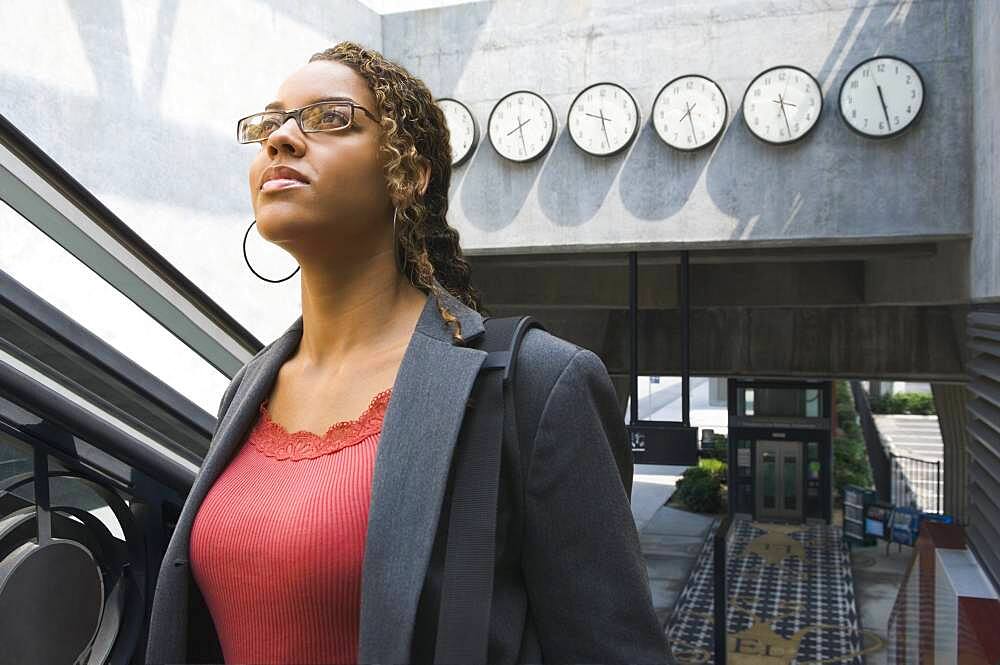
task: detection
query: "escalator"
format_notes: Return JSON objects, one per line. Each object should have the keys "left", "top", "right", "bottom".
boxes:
{"left": 0, "top": 112, "right": 259, "bottom": 664}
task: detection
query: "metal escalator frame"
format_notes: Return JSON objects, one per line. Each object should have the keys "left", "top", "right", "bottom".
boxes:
{"left": 0, "top": 111, "right": 262, "bottom": 378}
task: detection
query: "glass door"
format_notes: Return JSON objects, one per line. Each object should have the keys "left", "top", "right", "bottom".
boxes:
{"left": 755, "top": 440, "right": 803, "bottom": 521}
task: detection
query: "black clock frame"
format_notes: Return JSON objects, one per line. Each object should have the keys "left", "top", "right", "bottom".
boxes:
{"left": 837, "top": 54, "right": 925, "bottom": 140}
{"left": 566, "top": 81, "right": 640, "bottom": 157}
{"left": 652, "top": 73, "right": 729, "bottom": 152}
{"left": 741, "top": 64, "right": 824, "bottom": 146}
{"left": 487, "top": 89, "right": 557, "bottom": 163}
{"left": 436, "top": 97, "right": 479, "bottom": 167}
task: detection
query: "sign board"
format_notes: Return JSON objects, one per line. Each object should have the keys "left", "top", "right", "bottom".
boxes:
{"left": 630, "top": 424, "right": 699, "bottom": 466}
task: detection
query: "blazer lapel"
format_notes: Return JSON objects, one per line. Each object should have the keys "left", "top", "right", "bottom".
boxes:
{"left": 357, "top": 282, "right": 487, "bottom": 664}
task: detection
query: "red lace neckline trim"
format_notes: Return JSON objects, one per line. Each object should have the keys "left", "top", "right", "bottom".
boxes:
{"left": 252, "top": 387, "right": 392, "bottom": 461}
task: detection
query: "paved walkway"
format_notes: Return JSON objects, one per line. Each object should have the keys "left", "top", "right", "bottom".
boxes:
{"left": 637, "top": 506, "right": 718, "bottom": 630}
{"left": 848, "top": 540, "right": 915, "bottom": 665}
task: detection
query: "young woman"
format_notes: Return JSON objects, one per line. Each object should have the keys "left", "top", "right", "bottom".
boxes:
{"left": 144, "top": 41, "right": 669, "bottom": 665}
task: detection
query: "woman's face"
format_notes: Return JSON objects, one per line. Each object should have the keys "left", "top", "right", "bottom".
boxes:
{"left": 249, "top": 60, "right": 390, "bottom": 258}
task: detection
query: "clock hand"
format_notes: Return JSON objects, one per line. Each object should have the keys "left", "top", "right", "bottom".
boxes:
{"left": 876, "top": 83, "right": 891, "bottom": 128}
{"left": 778, "top": 93, "right": 792, "bottom": 137}
{"left": 596, "top": 107, "right": 611, "bottom": 148}
{"left": 506, "top": 117, "right": 529, "bottom": 136}
{"left": 505, "top": 122, "right": 521, "bottom": 136}
{"left": 687, "top": 103, "right": 697, "bottom": 143}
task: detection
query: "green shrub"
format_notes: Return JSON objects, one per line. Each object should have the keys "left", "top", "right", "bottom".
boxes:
{"left": 698, "top": 457, "right": 728, "bottom": 485}
{"left": 834, "top": 380, "right": 875, "bottom": 500}
{"left": 870, "top": 391, "right": 935, "bottom": 415}
{"left": 674, "top": 466, "right": 723, "bottom": 513}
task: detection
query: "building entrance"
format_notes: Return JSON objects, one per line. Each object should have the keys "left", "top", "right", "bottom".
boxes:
{"left": 756, "top": 439, "right": 803, "bottom": 522}
{"left": 727, "top": 379, "right": 834, "bottom": 524}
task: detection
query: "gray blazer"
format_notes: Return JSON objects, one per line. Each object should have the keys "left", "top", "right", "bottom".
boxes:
{"left": 144, "top": 278, "right": 669, "bottom": 664}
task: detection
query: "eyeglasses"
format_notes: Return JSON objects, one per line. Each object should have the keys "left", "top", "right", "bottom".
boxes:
{"left": 236, "top": 100, "right": 378, "bottom": 144}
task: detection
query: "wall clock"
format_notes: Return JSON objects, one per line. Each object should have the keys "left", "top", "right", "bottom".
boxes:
{"left": 567, "top": 82, "right": 640, "bottom": 156}
{"left": 741, "top": 65, "right": 823, "bottom": 144}
{"left": 652, "top": 74, "right": 728, "bottom": 151}
{"left": 838, "top": 55, "right": 924, "bottom": 139}
{"left": 436, "top": 98, "right": 478, "bottom": 166}
{"left": 487, "top": 90, "right": 556, "bottom": 162}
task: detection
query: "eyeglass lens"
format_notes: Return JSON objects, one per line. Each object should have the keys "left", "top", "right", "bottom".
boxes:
{"left": 238, "top": 102, "right": 353, "bottom": 143}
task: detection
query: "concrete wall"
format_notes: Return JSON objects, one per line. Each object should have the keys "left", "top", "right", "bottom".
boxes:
{"left": 972, "top": 0, "right": 1000, "bottom": 303}
{"left": 383, "top": 0, "right": 973, "bottom": 254}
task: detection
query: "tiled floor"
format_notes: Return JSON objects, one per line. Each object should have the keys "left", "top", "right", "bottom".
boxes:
{"left": 664, "top": 519, "right": 872, "bottom": 664}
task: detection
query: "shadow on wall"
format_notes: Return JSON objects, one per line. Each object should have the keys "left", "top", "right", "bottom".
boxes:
{"left": 702, "top": 0, "right": 970, "bottom": 243}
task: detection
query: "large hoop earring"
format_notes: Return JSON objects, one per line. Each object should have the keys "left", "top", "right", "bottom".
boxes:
{"left": 243, "top": 219, "right": 300, "bottom": 283}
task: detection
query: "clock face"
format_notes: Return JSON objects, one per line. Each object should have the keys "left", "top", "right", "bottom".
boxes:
{"left": 652, "top": 74, "right": 728, "bottom": 151}
{"left": 567, "top": 82, "right": 639, "bottom": 156}
{"left": 487, "top": 90, "right": 556, "bottom": 162}
{"left": 838, "top": 55, "right": 924, "bottom": 138}
{"left": 741, "top": 65, "right": 823, "bottom": 144}
{"left": 437, "top": 98, "right": 478, "bottom": 166}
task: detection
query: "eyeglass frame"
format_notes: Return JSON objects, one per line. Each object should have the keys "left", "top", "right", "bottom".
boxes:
{"left": 236, "top": 99, "right": 380, "bottom": 144}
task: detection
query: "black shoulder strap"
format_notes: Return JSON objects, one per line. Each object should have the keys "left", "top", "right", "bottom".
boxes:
{"left": 433, "top": 315, "right": 545, "bottom": 664}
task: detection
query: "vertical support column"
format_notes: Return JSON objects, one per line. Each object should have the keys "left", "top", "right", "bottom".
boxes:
{"left": 629, "top": 252, "right": 638, "bottom": 427}
{"left": 930, "top": 383, "right": 969, "bottom": 524}
{"left": 680, "top": 250, "right": 690, "bottom": 427}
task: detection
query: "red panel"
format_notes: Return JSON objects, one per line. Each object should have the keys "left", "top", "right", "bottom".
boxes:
{"left": 958, "top": 597, "right": 1000, "bottom": 665}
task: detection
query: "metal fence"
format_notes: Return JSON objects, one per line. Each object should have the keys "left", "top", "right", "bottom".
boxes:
{"left": 890, "top": 452, "right": 942, "bottom": 514}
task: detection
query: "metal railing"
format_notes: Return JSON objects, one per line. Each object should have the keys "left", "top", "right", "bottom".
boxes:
{"left": 850, "top": 380, "right": 892, "bottom": 501}
{"left": 890, "top": 452, "right": 942, "bottom": 514}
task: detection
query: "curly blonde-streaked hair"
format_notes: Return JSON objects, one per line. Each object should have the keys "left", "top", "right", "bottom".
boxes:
{"left": 308, "top": 41, "right": 489, "bottom": 344}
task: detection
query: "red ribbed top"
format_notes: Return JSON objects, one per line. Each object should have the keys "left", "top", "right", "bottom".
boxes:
{"left": 189, "top": 387, "right": 392, "bottom": 665}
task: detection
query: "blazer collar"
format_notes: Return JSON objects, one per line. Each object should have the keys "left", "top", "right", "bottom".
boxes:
{"left": 180, "top": 276, "right": 489, "bottom": 664}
